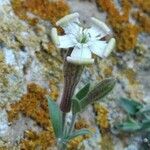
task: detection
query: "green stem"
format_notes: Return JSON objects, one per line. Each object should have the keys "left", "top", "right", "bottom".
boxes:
{"left": 62, "top": 112, "right": 67, "bottom": 134}
{"left": 68, "top": 114, "right": 77, "bottom": 135}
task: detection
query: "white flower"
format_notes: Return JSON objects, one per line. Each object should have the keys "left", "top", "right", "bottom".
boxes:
{"left": 51, "top": 13, "right": 116, "bottom": 65}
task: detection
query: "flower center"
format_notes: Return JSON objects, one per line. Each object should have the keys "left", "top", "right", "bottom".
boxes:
{"left": 76, "top": 29, "right": 89, "bottom": 44}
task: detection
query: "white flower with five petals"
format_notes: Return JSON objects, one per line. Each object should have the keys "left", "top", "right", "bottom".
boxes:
{"left": 51, "top": 13, "right": 116, "bottom": 65}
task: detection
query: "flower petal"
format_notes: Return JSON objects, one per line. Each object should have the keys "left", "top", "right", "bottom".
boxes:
{"left": 70, "top": 45, "right": 92, "bottom": 59}
{"left": 88, "top": 17, "right": 111, "bottom": 39}
{"left": 51, "top": 28, "right": 59, "bottom": 46}
{"left": 67, "top": 57, "right": 94, "bottom": 65}
{"left": 56, "top": 13, "right": 79, "bottom": 27}
{"left": 58, "top": 35, "right": 75, "bottom": 49}
{"left": 88, "top": 40, "right": 107, "bottom": 58}
{"left": 56, "top": 13, "right": 81, "bottom": 35}
{"left": 103, "top": 38, "right": 116, "bottom": 57}
{"left": 91, "top": 17, "right": 111, "bottom": 33}
{"left": 67, "top": 45, "right": 94, "bottom": 64}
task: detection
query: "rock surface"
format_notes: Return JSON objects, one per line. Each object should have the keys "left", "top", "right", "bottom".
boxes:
{"left": 0, "top": 0, "right": 150, "bottom": 149}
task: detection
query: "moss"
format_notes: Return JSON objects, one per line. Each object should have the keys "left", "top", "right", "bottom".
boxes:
{"left": 11, "top": 0, "right": 70, "bottom": 26}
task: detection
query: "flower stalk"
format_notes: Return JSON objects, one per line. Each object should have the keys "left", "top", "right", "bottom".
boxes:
{"left": 60, "top": 50, "right": 84, "bottom": 112}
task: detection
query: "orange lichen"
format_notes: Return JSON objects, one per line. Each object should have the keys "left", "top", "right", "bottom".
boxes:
{"left": 7, "top": 83, "right": 56, "bottom": 149}
{"left": 74, "top": 118, "right": 90, "bottom": 130}
{"left": 49, "top": 80, "right": 59, "bottom": 101}
{"left": 11, "top": 0, "right": 70, "bottom": 26}
{"left": 96, "top": 0, "right": 139, "bottom": 51}
{"left": 131, "top": 0, "right": 150, "bottom": 14}
{"left": 103, "top": 66, "right": 113, "bottom": 77}
{"left": 96, "top": 0, "right": 150, "bottom": 52}
{"left": 20, "top": 130, "right": 55, "bottom": 150}
{"left": 94, "top": 103, "right": 109, "bottom": 130}
{"left": 116, "top": 24, "right": 139, "bottom": 51}
{"left": 132, "top": 11, "right": 150, "bottom": 33}
{"left": 122, "top": 69, "right": 138, "bottom": 85}
{"left": 7, "top": 83, "right": 50, "bottom": 128}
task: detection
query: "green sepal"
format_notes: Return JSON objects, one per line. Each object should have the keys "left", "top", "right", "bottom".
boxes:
{"left": 72, "top": 78, "right": 116, "bottom": 114}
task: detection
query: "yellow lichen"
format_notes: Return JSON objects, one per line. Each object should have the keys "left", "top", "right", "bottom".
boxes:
{"left": 94, "top": 103, "right": 109, "bottom": 130}
{"left": 11, "top": 0, "right": 70, "bottom": 26}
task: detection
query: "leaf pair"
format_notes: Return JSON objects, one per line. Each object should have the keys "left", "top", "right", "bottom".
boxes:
{"left": 72, "top": 78, "right": 116, "bottom": 114}
{"left": 63, "top": 129, "right": 93, "bottom": 143}
{"left": 47, "top": 96, "right": 93, "bottom": 141}
{"left": 116, "top": 98, "right": 150, "bottom": 132}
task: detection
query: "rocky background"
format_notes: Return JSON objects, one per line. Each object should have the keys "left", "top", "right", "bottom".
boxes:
{"left": 0, "top": 0, "right": 150, "bottom": 149}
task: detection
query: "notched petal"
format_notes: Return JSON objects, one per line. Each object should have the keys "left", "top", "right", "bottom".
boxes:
{"left": 58, "top": 35, "right": 75, "bottom": 49}
{"left": 51, "top": 28, "right": 60, "bottom": 46}
{"left": 103, "top": 38, "right": 116, "bottom": 57}
{"left": 67, "top": 57, "right": 94, "bottom": 65}
{"left": 91, "top": 17, "right": 111, "bottom": 33}
{"left": 56, "top": 13, "right": 79, "bottom": 27}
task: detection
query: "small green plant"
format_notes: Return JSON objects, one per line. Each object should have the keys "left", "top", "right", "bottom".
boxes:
{"left": 47, "top": 78, "right": 115, "bottom": 149}
{"left": 115, "top": 97, "right": 150, "bottom": 132}
{"left": 47, "top": 13, "right": 116, "bottom": 149}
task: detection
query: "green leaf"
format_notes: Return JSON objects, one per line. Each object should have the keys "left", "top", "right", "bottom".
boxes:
{"left": 116, "top": 119, "right": 141, "bottom": 132}
{"left": 119, "top": 98, "right": 142, "bottom": 115}
{"left": 72, "top": 78, "right": 116, "bottom": 114}
{"left": 47, "top": 96, "right": 62, "bottom": 138}
{"left": 64, "top": 129, "right": 93, "bottom": 142}
{"left": 141, "top": 120, "right": 150, "bottom": 131}
{"left": 76, "top": 83, "right": 90, "bottom": 100}
{"left": 139, "top": 105, "right": 150, "bottom": 114}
